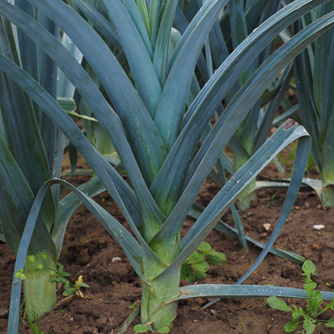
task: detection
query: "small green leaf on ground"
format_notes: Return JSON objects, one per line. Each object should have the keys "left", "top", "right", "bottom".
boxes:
{"left": 267, "top": 296, "right": 293, "bottom": 312}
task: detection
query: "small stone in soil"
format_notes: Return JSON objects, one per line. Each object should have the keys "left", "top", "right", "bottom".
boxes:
{"left": 313, "top": 224, "right": 325, "bottom": 230}
{"left": 263, "top": 223, "right": 271, "bottom": 231}
{"left": 0, "top": 308, "right": 8, "bottom": 317}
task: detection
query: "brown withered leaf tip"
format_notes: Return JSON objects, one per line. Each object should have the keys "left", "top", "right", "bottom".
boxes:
{"left": 284, "top": 118, "right": 296, "bottom": 129}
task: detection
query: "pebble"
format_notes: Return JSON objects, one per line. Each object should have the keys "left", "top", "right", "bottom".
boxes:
{"left": 313, "top": 224, "right": 325, "bottom": 230}
{"left": 210, "top": 309, "right": 217, "bottom": 316}
{"left": 0, "top": 308, "right": 8, "bottom": 318}
{"left": 263, "top": 223, "right": 271, "bottom": 231}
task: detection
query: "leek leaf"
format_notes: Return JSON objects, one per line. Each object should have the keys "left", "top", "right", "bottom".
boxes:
{"left": 101, "top": 0, "right": 162, "bottom": 116}
{"left": 122, "top": 0, "right": 153, "bottom": 56}
{"left": 0, "top": 0, "right": 166, "bottom": 230}
{"left": 173, "top": 285, "right": 334, "bottom": 302}
{"left": 189, "top": 203, "right": 305, "bottom": 263}
{"left": 157, "top": 122, "right": 310, "bottom": 280}
{"left": 153, "top": 0, "right": 178, "bottom": 84}
{"left": 154, "top": 0, "right": 226, "bottom": 150}
{"left": 52, "top": 177, "right": 106, "bottom": 259}
{"left": 0, "top": 136, "right": 55, "bottom": 255}
{"left": 70, "top": 0, "right": 122, "bottom": 52}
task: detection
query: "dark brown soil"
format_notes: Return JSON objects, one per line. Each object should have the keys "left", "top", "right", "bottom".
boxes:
{"left": 1, "top": 168, "right": 334, "bottom": 334}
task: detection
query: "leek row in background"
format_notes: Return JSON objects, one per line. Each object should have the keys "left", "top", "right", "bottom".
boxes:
{"left": 294, "top": 1, "right": 334, "bottom": 208}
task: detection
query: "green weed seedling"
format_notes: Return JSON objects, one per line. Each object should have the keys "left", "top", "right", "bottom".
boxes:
{"left": 24, "top": 310, "right": 45, "bottom": 334}
{"left": 49, "top": 263, "right": 89, "bottom": 297}
{"left": 239, "top": 316, "right": 249, "bottom": 334}
{"left": 181, "top": 241, "right": 226, "bottom": 282}
{"left": 267, "top": 260, "right": 334, "bottom": 333}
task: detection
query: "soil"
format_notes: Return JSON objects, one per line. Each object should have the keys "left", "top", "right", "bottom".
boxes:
{"left": 1, "top": 165, "right": 334, "bottom": 334}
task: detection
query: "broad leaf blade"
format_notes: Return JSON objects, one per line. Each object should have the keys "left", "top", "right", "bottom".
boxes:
{"left": 0, "top": 52, "right": 145, "bottom": 238}
{"left": 173, "top": 284, "right": 334, "bottom": 301}
{"left": 153, "top": 0, "right": 178, "bottom": 84}
{"left": 154, "top": 0, "right": 226, "bottom": 150}
{"left": 0, "top": 136, "right": 55, "bottom": 255}
{"left": 122, "top": 0, "right": 153, "bottom": 56}
{"left": 70, "top": 0, "right": 123, "bottom": 52}
{"left": 101, "top": 0, "right": 162, "bottom": 116}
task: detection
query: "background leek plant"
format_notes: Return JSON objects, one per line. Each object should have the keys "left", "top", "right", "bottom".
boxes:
{"left": 0, "top": 1, "right": 105, "bottom": 321}
{"left": 2, "top": 0, "right": 334, "bottom": 332}
{"left": 294, "top": 1, "right": 334, "bottom": 208}
{"left": 178, "top": 0, "right": 295, "bottom": 211}
{"left": 210, "top": 0, "right": 295, "bottom": 211}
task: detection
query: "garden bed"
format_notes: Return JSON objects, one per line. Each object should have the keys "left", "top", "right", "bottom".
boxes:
{"left": 1, "top": 173, "right": 334, "bottom": 334}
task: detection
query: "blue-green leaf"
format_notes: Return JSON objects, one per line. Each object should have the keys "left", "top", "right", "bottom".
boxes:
{"left": 101, "top": 0, "right": 162, "bottom": 116}
{"left": 153, "top": 0, "right": 178, "bottom": 84}
{"left": 7, "top": 178, "right": 160, "bottom": 334}
{"left": 153, "top": 0, "right": 226, "bottom": 150}
{"left": 0, "top": 136, "right": 56, "bottom": 255}
{"left": 172, "top": 284, "right": 334, "bottom": 302}
{"left": 156, "top": 123, "right": 310, "bottom": 280}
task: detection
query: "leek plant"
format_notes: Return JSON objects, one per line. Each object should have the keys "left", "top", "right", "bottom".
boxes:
{"left": 212, "top": 0, "right": 294, "bottom": 210}
{"left": 179, "top": 0, "right": 296, "bottom": 210}
{"left": 2, "top": 0, "right": 334, "bottom": 332}
{"left": 294, "top": 1, "right": 334, "bottom": 208}
{"left": 0, "top": 1, "right": 104, "bottom": 321}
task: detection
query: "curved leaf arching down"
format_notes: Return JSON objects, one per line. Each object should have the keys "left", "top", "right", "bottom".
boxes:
{"left": 155, "top": 122, "right": 311, "bottom": 281}
{"left": 8, "top": 178, "right": 166, "bottom": 334}
{"left": 0, "top": 52, "right": 163, "bottom": 248}
{"left": 0, "top": 0, "right": 168, "bottom": 237}
{"left": 189, "top": 202, "right": 305, "bottom": 264}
